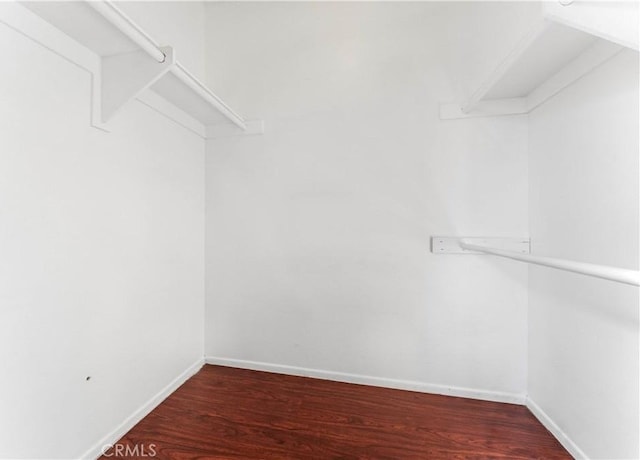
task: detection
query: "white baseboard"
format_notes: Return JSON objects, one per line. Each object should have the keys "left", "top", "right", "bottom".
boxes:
{"left": 79, "top": 358, "right": 205, "bottom": 460}
{"left": 204, "top": 356, "right": 526, "bottom": 405}
{"left": 526, "top": 396, "right": 586, "bottom": 459}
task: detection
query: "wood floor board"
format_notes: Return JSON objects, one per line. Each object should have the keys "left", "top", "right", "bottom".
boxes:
{"left": 100, "top": 365, "right": 571, "bottom": 459}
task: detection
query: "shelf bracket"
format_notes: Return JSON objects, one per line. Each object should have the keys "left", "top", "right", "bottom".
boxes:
{"left": 431, "top": 237, "right": 530, "bottom": 254}
{"left": 93, "top": 46, "right": 175, "bottom": 128}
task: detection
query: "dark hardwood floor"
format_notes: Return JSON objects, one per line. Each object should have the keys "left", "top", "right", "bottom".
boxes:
{"left": 101, "top": 365, "right": 570, "bottom": 459}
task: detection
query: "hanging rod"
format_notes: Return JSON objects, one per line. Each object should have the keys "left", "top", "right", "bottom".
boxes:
{"left": 87, "top": 1, "right": 166, "bottom": 63}
{"left": 460, "top": 240, "right": 640, "bottom": 287}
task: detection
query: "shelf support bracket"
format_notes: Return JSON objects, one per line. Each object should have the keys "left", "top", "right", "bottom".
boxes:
{"left": 93, "top": 46, "right": 175, "bottom": 128}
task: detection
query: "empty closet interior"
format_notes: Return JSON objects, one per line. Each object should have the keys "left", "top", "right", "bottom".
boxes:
{"left": 0, "top": 1, "right": 638, "bottom": 459}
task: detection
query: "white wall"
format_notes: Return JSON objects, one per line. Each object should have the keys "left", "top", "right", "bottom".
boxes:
{"left": 204, "top": 2, "right": 530, "bottom": 399}
{"left": 0, "top": 4, "right": 205, "bottom": 459}
{"left": 528, "top": 49, "right": 639, "bottom": 459}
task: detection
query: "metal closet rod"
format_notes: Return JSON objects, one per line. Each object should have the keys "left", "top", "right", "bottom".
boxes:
{"left": 88, "top": 1, "right": 166, "bottom": 63}
{"left": 460, "top": 240, "right": 640, "bottom": 287}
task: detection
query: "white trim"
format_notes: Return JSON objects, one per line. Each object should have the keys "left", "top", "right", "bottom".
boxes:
{"left": 79, "top": 358, "right": 204, "bottom": 460}
{"left": 526, "top": 396, "right": 587, "bottom": 460}
{"left": 204, "top": 356, "right": 526, "bottom": 405}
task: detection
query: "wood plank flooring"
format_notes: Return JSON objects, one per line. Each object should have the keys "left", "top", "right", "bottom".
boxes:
{"left": 101, "top": 365, "right": 571, "bottom": 459}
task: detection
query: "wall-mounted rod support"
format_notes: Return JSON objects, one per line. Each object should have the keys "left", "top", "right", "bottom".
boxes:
{"left": 86, "top": 1, "right": 248, "bottom": 131}
{"left": 460, "top": 240, "right": 640, "bottom": 287}
{"left": 87, "top": 1, "right": 166, "bottom": 63}
{"left": 172, "top": 63, "right": 247, "bottom": 131}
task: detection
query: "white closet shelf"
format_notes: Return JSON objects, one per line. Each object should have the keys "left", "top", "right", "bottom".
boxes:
{"left": 16, "top": 1, "right": 261, "bottom": 137}
{"left": 441, "top": 1, "right": 638, "bottom": 120}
